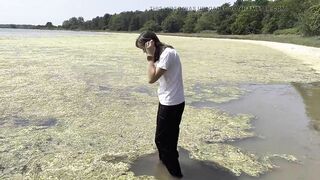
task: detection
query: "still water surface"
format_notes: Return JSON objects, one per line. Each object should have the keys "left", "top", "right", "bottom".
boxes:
{"left": 132, "top": 83, "right": 320, "bottom": 180}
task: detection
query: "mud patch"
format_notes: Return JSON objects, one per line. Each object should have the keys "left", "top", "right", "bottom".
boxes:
{"left": 130, "top": 148, "right": 238, "bottom": 180}
{"left": 36, "top": 118, "right": 57, "bottom": 126}
{"left": 0, "top": 164, "right": 5, "bottom": 173}
{"left": 1, "top": 116, "right": 58, "bottom": 128}
{"left": 13, "top": 118, "right": 30, "bottom": 127}
{"left": 186, "top": 83, "right": 246, "bottom": 105}
{"left": 131, "top": 86, "right": 155, "bottom": 96}
{"left": 100, "top": 154, "right": 129, "bottom": 164}
{"left": 98, "top": 85, "right": 111, "bottom": 92}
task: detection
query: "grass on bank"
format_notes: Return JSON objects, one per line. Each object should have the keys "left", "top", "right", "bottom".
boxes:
{"left": 2, "top": 27, "right": 319, "bottom": 48}
{"left": 158, "top": 31, "right": 320, "bottom": 48}
{"left": 97, "top": 29, "right": 320, "bottom": 48}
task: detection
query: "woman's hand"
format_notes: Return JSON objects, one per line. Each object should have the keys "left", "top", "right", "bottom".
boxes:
{"left": 145, "top": 40, "right": 155, "bottom": 58}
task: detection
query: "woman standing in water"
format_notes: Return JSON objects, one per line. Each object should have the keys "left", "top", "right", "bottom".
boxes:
{"left": 135, "top": 31, "right": 185, "bottom": 178}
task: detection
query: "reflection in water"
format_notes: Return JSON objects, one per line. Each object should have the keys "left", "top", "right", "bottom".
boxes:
{"left": 292, "top": 82, "right": 320, "bottom": 131}
{"left": 130, "top": 148, "right": 238, "bottom": 180}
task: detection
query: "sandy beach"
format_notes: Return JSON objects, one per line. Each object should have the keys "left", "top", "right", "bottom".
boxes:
{"left": 216, "top": 38, "right": 320, "bottom": 74}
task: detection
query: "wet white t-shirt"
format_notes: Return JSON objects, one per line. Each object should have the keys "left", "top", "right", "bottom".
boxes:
{"left": 155, "top": 47, "right": 185, "bottom": 106}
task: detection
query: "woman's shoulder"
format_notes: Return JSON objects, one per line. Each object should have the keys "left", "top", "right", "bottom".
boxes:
{"left": 162, "top": 47, "right": 177, "bottom": 56}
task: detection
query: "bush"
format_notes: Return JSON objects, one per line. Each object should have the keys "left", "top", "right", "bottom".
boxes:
{"left": 194, "top": 12, "right": 215, "bottom": 32}
{"left": 230, "top": 10, "right": 263, "bottom": 35}
{"left": 301, "top": 4, "right": 320, "bottom": 36}
{"left": 261, "top": 13, "right": 278, "bottom": 34}
{"left": 273, "top": 28, "right": 300, "bottom": 35}
{"left": 182, "top": 12, "right": 199, "bottom": 33}
{"left": 161, "top": 15, "right": 183, "bottom": 33}
{"left": 140, "top": 20, "right": 161, "bottom": 32}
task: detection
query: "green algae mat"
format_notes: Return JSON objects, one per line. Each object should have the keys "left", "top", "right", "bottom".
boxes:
{"left": 0, "top": 32, "right": 319, "bottom": 179}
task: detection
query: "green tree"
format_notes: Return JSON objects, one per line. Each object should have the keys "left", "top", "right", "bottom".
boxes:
{"left": 108, "top": 15, "right": 122, "bottom": 31}
{"left": 10, "top": 24, "right": 17, "bottom": 29}
{"left": 231, "top": 9, "right": 264, "bottom": 35}
{"left": 62, "top": 17, "right": 84, "bottom": 30}
{"left": 59, "top": 2, "right": 318, "bottom": 35}
{"left": 128, "top": 15, "right": 141, "bottom": 31}
{"left": 108, "top": 13, "right": 127, "bottom": 31}
{"left": 261, "top": 13, "right": 278, "bottom": 34}
{"left": 182, "top": 11, "right": 199, "bottom": 33}
{"left": 90, "top": 16, "right": 101, "bottom": 30}
{"left": 161, "top": 8, "right": 187, "bottom": 33}
{"left": 194, "top": 12, "right": 215, "bottom": 32}
{"left": 215, "top": 3, "right": 235, "bottom": 35}
{"left": 301, "top": 4, "right": 320, "bottom": 36}
{"left": 162, "top": 16, "right": 180, "bottom": 32}
{"left": 102, "top": 14, "right": 111, "bottom": 29}
{"left": 255, "top": 0, "right": 269, "bottom": 6}
{"left": 153, "top": 8, "right": 173, "bottom": 25}
{"left": 217, "top": 15, "right": 235, "bottom": 35}
{"left": 140, "top": 20, "right": 161, "bottom": 32}
{"left": 45, "top": 22, "right": 54, "bottom": 29}
{"left": 270, "top": 0, "right": 311, "bottom": 30}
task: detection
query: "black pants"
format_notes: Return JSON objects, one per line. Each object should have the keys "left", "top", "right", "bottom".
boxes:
{"left": 155, "top": 101, "right": 185, "bottom": 175}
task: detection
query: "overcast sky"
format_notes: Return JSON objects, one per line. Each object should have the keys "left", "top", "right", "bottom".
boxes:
{"left": 0, "top": 0, "right": 237, "bottom": 25}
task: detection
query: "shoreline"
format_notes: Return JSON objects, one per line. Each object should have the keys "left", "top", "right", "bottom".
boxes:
{"left": 1, "top": 28, "right": 320, "bottom": 48}
{"left": 211, "top": 38, "right": 320, "bottom": 74}
{"left": 2, "top": 28, "right": 320, "bottom": 73}
{"left": 158, "top": 32, "right": 320, "bottom": 48}
{"left": 157, "top": 32, "right": 320, "bottom": 74}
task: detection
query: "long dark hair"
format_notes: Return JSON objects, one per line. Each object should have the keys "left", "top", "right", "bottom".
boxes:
{"left": 135, "top": 31, "right": 173, "bottom": 62}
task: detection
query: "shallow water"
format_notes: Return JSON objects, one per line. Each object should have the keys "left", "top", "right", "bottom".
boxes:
{"left": 0, "top": 28, "right": 109, "bottom": 37}
{"left": 191, "top": 83, "right": 320, "bottom": 180}
{"left": 130, "top": 148, "right": 238, "bottom": 180}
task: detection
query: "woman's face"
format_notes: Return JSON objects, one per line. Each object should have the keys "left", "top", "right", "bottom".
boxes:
{"left": 137, "top": 41, "right": 146, "bottom": 53}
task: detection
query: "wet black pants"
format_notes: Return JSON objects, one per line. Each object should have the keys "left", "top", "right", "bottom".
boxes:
{"left": 155, "top": 101, "right": 185, "bottom": 176}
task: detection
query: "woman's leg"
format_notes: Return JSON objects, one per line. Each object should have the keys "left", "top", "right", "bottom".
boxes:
{"left": 155, "top": 102, "right": 185, "bottom": 177}
{"left": 155, "top": 102, "right": 163, "bottom": 161}
{"left": 168, "top": 102, "right": 185, "bottom": 159}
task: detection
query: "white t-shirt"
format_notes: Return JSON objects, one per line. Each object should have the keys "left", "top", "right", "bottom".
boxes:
{"left": 155, "top": 47, "right": 185, "bottom": 106}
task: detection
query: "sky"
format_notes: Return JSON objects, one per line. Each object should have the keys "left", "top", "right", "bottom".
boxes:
{"left": 0, "top": 0, "right": 237, "bottom": 25}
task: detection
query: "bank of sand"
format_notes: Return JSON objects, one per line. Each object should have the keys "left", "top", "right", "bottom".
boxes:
{"left": 216, "top": 38, "right": 320, "bottom": 74}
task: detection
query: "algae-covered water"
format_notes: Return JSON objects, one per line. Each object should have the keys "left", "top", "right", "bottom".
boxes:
{"left": 0, "top": 29, "right": 320, "bottom": 179}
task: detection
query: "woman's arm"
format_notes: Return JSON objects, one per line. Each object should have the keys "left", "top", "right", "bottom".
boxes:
{"left": 147, "top": 60, "right": 166, "bottom": 84}
{"left": 145, "top": 40, "right": 166, "bottom": 84}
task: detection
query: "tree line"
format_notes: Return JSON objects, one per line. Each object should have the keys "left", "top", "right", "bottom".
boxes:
{"left": 62, "top": 0, "right": 320, "bottom": 36}
{"left": 0, "top": 22, "right": 56, "bottom": 30}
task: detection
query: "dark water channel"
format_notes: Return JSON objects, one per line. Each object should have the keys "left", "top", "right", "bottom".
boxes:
{"left": 131, "top": 83, "right": 320, "bottom": 180}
